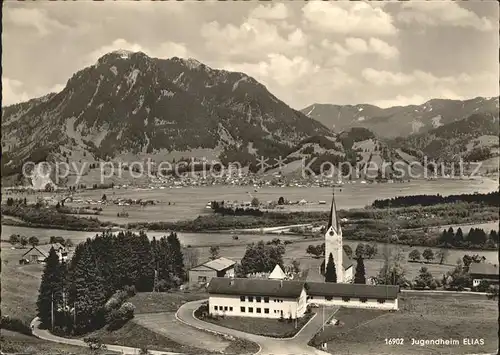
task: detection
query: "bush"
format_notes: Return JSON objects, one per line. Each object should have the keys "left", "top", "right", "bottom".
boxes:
{"left": 0, "top": 316, "right": 32, "bottom": 336}
{"left": 104, "top": 290, "right": 128, "bottom": 312}
{"left": 124, "top": 285, "right": 136, "bottom": 297}
{"left": 107, "top": 302, "right": 135, "bottom": 331}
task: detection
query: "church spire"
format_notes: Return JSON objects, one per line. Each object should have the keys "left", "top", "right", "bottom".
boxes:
{"left": 327, "top": 187, "right": 340, "bottom": 232}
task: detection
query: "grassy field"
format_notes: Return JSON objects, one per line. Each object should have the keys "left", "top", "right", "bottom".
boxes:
{"left": 1, "top": 243, "right": 44, "bottom": 324}
{"left": 3, "top": 179, "right": 497, "bottom": 223}
{"left": 90, "top": 320, "right": 213, "bottom": 354}
{"left": 313, "top": 293, "right": 498, "bottom": 355}
{"left": 129, "top": 291, "right": 208, "bottom": 314}
{"left": 201, "top": 311, "right": 315, "bottom": 338}
{"left": 0, "top": 329, "right": 115, "bottom": 355}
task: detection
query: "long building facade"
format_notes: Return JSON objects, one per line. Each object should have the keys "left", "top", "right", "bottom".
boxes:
{"left": 208, "top": 277, "right": 400, "bottom": 319}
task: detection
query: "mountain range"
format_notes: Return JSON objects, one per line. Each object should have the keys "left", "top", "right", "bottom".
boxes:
{"left": 1, "top": 50, "right": 498, "bottom": 185}
{"left": 301, "top": 97, "right": 499, "bottom": 138}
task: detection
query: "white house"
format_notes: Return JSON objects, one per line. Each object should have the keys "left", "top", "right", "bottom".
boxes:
{"left": 306, "top": 282, "right": 400, "bottom": 311}
{"left": 21, "top": 243, "right": 68, "bottom": 264}
{"left": 268, "top": 264, "right": 286, "bottom": 280}
{"left": 207, "top": 278, "right": 307, "bottom": 319}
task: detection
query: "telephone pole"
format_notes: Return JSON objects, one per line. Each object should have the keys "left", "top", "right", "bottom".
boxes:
{"left": 51, "top": 292, "right": 54, "bottom": 332}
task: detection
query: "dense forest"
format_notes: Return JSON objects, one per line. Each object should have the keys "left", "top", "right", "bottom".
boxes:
{"left": 37, "top": 231, "right": 185, "bottom": 335}
{"left": 372, "top": 191, "right": 499, "bottom": 208}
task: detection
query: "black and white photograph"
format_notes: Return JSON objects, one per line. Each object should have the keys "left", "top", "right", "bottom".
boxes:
{"left": 1, "top": 1, "right": 498, "bottom": 354}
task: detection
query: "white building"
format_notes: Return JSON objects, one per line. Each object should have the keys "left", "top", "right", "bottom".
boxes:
{"left": 207, "top": 278, "right": 307, "bottom": 319}
{"left": 324, "top": 191, "right": 353, "bottom": 283}
{"left": 207, "top": 277, "right": 400, "bottom": 318}
{"left": 306, "top": 282, "right": 399, "bottom": 310}
{"left": 268, "top": 264, "right": 286, "bottom": 280}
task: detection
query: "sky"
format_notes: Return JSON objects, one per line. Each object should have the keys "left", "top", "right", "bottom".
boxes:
{"left": 2, "top": 0, "right": 499, "bottom": 109}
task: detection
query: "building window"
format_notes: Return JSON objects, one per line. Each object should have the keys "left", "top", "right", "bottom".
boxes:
{"left": 240, "top": 296, "right": 245, "bottom": 302}
{"left": 256, "top": 308, "right": 261, "bottom": 313}
{"left": 264, "top": 308, "right": 269, "bottom": 314}
{"left": 240, "top": 307, "right": 245, "bottom": 313}
{"left": 229, "top": 307, "right": 233, "bottom": 311}
{"left": 256, "top": 297, "right": 261, "bottom": 303}
{"left": 248, "top": 296, "right": 254, "bottom": 302}
{"left": 264, "top": 296, "right": 269, "bottom": 303}
{"left": 359, "top": 297, "right": 368, "bottom": 303}
{"left": 325, "top": 296, "right": 333, "bottom": 301}
{"left": 198, "top": 276, "right": 207, "bottom": 283}
{"left": 224, "top": 306, "right": 228, "bottom": 311}
{"left": 377, "top": 299, "right": 385, "bottom": 304}
{"left": 214, "top": 306, "right": 218, "bottom": 310}
{"left": 248, "top": 307, "right": 253, "bottom": 313}
{"left": 342, "top": 297, "right": 350, "bottom": 302}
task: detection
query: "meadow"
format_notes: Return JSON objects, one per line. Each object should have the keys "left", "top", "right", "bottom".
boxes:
{"left": 3, "top": 178, "right": 497, "bottom": 223}
{"left": 312, "top": 293, "right": 498, "bottom": 355}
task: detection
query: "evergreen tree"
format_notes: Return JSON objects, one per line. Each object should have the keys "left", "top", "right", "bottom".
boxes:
{"left": 325, "top": 253, "right": 337, "bottom": 283}
{"left": 455, "top": 227, "right": 464, "bottom": 244}
{"left": 37, "top": 248, "right": 65, "bottom": 328}
{"left": 134, "top": 231, "right": 155, "bottom": 291}
{"left": 167, "top": 232, "right": 185, "bottom": 281}
{"left": 69, "top": 243, "right": 107, "bottom": 333}
{"left": 354, "top": 256, "right": 366, "bottom": 284}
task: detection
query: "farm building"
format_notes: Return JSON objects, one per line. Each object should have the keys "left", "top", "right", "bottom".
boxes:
{"left": 21, "top": 243, "right": 68, "bottom": 264}
{"left": 188, "top": 257, "right": 236, "bottom": 285}
{"left": 469, "top": 263, "right": 499, "bottom": 287}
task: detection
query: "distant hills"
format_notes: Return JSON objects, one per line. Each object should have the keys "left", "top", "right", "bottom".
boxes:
{"left": 301, "top": 97, "right": 499, "bottom": 138}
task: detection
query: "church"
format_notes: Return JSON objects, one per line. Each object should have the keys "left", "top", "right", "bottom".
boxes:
{"left": 323, "top": 190, "right": 354, "bottom": 283}
{"left": 206, "top": 191, "right": 400, "bottom": 319}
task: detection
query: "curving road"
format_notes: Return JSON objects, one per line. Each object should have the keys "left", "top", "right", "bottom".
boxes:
{"left": 31, "top": 318, "right": 182, "bottom": 355}
{"left": 175, "top": 300, "right": 336, "bottom": 355}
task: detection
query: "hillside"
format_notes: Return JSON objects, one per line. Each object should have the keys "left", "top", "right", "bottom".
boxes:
{"left": 1, "top": 50, "right": 330, "bottom": 184}
{"left": 390, "top": 113, "right": 500, "bottom": 166}
{"left": 265, "top": 128, "right": 421, "bottom": 180}
{"left": 302, "top": 97, "right": 499, "bottom": 138}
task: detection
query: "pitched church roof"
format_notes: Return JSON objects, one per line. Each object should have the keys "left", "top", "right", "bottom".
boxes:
{"left": 268, "top": 264, "right": 286, "bottom": 280}
{"left": 327, "top": 190, "right": 340, "bottom": 233}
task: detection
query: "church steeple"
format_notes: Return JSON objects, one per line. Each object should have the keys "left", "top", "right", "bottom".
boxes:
{"left": 327, "top": 188, "right": 340, "bottom": 233}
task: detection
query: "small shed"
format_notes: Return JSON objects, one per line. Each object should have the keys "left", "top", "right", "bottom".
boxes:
{"left": 188, "top": 257, "right": 236, "bottom": 285}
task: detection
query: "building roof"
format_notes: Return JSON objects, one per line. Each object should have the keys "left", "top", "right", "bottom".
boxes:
{"left": 208, "top": 277, "right": 305, "bottom": 298}
{"left": 268, "top": 264, "right": 286, "bottom": 280}
{"left": 306, "top": 282, "right": 400, "bottom": 300}
{"left": 469, "top": 263, "right": 499, "bottom": 277}
{"left": 343, "top": 249, "right": 353, "bottom": 269}
{"left": 22, "top": 243, "right": 65, "bottom": 258}
{"left": 196, "top": 257, "right": 236, "bottom": 272}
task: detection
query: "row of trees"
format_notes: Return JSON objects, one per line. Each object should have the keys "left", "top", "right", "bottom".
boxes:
{"left": 8, "top": 234, "right": 74, "bottom": 248}
{"left": 306, "top": 242, "right": 377, "bottom": 260}
{"left": 408, "top": 248, "right": 449, "bottom": 264}
{"left": 37, "top": 231, "right": 186, "bottom": 335}
{"left": 438, "top": 227, "right": 498, "bottom": 248}
{"left": 372, "top": 191, "right": 499, "bottom": 208}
